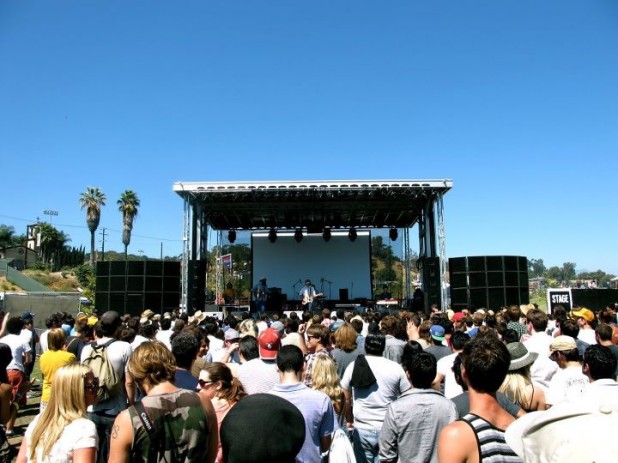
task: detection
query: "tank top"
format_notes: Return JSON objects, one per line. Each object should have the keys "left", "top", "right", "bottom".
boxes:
{"left": 128, "top": 389, "right": 210, "bottom": 463}
{"left": 461, "top": 413, "right": 522, "bottom": 463}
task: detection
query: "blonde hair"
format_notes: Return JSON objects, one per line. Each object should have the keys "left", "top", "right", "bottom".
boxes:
{"left": 238, "top": 319, "right": 258, "bottom": 338}
{"left": 311, "top": 356, "right": 344, "bottom": 416}
{"left": 499, "top": 365, "right": 533, "bottom": 410}
{"left": 47, "top": 328, "right": 66, "bottom": 351}
{"left": 29, "top": 363, "right": 91, "bottom": 462}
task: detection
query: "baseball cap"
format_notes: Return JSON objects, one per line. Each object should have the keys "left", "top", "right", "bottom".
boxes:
{"left": 570, "top": 308, "right": 595, "bottom": 323}
{"left": 270, "top": 321, "right": 285, "bottom": 335}
{"left": 258, "top": 328, "right": 281, "bottom": 360}
{"left": 221, "top": 393, "right": 305, "bottom": 463}
{"left": 21, "top": 311, "right": 35, "bottom": 321}
{"left": 550, "top": 335, "right": 577, "bottom": 352}
{"left": 430, "top": 325, "right": 446, "bottom": 342}
{"left": 224, "top": 329, "right": 240, "bottom": 341}
{"left": 452, "top": 312, "right": 466, "bottom": 322}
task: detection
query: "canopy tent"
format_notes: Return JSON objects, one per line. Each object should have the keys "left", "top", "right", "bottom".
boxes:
{"left": 173, "top": 179, "right": 452, "bottom": 310}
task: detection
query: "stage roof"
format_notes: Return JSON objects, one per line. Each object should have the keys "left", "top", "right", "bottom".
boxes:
{"left": 173, "top": 179, "right": 452, "bottom": 231}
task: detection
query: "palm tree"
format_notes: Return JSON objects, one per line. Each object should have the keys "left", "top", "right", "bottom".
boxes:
{"left": 117, "top": 190, "right": 140, "bottom": 259}
{"left": 80, "top": 187, "right": 107, "bottom": 266}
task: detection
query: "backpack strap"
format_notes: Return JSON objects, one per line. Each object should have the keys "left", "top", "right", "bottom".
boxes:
{"left": 133, "top": 402, "right": 170, "bottom": 463}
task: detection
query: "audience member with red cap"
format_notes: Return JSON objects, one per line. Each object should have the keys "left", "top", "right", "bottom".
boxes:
{"left": 237, "top": 328, "right": 281, "bottom": 394}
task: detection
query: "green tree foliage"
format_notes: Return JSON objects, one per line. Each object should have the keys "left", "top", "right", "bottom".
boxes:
{"left": 576, "top": 270, "right": 616, "bottom": 288}
{"left": 80, "top": 186, "right": 106, "bottom": 266}
{"left": 528, "top": 258, "right": 547, "bottom": 278}
{"left": 117, "top": 190, "right": 140, "bottom": 258}
{"left": 0, "top": 225, "right": 15, "bottom": 249}
{"left": 38, "top": 223, "right": 71, "bottom": 271}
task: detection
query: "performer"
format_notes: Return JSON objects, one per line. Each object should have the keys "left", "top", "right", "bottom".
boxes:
{"left": 251, "top": 277, "right": 270, "bottom": 313}
{"left": 299, "top": 279, "right": 323, "bottom": 312}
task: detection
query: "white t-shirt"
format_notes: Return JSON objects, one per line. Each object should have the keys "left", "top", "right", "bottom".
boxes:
{"left": 2, "top": 333, "right": 31, "bottom": 372}
{"left": 40, "top": 330, "right": 50, "bottom": 353}
{"left": 25, "top": 416, "right": 98, "bottom": 463}
{"left": 437, "top": 352, "right": 463, "bottom": 399}
{"left": 577, "top": 329, "right": 597, "bottom": 346}
{"left": 546, "top": 365, "right": 589, "bottom": 405}
{"left": 341, "top": 355, "right": 410, "bottom": 430}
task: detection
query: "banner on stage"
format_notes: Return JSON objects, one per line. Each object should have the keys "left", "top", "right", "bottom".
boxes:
{"left": 221, "top": 254, "right": 232, "bottom": 269}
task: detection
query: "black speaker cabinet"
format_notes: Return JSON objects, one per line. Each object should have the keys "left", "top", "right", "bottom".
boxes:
{"left": 449, "top": 256, "right": 529, "bottom": 311}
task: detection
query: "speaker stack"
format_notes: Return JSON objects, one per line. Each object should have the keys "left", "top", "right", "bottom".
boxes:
{"left": 449, "top": 256, "right": 529, "bottom": 311}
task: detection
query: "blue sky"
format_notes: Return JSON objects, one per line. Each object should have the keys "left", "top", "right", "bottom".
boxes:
{"left": 1, "top": 1, "right": 617, "bottom": 274}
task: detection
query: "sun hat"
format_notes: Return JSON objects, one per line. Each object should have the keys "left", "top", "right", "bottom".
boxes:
{"left": 430, "top": 325, "right": 446, "bottom": 342}
{"left": 507, "top": 342, "right": 539, "bottom": 371}
{"left": 505, "top": 400, "right": 618, "bottom": 462}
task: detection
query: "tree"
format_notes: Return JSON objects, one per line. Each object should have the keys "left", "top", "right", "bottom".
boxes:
{"left": 80, "top": 187, "right": 107, "bottom": 266}
{"left": 38, "top": 223, "right": 71, "bottom": 270}
{"left": 528, "top": 258, "right": 546, "bottom": 278}
{"left": 117, "top": 190, "right": 140, "bottom": 259}
{"left": 0, "top": 225, "right": 15, "bottom": 250}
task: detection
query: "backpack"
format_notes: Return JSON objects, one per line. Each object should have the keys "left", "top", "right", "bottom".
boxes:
{"left": 82, "top": 339, "right": 119, "bottom": 401}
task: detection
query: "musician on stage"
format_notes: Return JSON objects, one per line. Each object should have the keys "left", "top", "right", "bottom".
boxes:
{"left": 252, "top": 277, "right": 270, "bottom": 313}
{"left": 299, "top": 279, "right": 322, "bottom": 312}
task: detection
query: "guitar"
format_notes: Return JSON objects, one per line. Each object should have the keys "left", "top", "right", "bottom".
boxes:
{"left": 302, "top": 292, "right": 324, "bottom": 305}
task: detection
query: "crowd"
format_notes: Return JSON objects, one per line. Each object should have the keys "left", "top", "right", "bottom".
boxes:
{"left": 0, "top": 301, "right": 615, "bottom": 462}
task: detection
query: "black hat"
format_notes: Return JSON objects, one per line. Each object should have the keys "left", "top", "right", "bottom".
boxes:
{"left": 221, "top": 394, "right": 305, "bottom": 463}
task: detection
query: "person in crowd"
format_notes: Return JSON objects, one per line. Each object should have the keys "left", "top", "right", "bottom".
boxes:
{"left": 341, "top": 333, "right": 410, "bottom": 463}
{"left": 522, "top": 309, "right": 552, "bottom": 357}
{"left": 581, "top": 344, "right": 618, "bottom": 404}
{"left": 331, "top": 322, "right": 363, "bottom": 380}
{"left": 2, "top": 316, "right": 32, "bottom": 436}
{"left": 281, "top": 318, "right": 308, "bottom": 354}
{"left": 451, "top": 312, "right": 467, "bottom": 332}
{"left": 0, "top": 344, "right": 13, "bottom": 431}
{"left": 155, "top": 315, "right": 173, "bottom": 350}
{"left": 379, "top": 351, "right": 457, "bottom": 463}
{"left": 80, "top": 311, "right": 133, "bottom": 463}
{"left": 595, "top": 324, "right": 618, "bottom": 378}
{"left": 500, "top": 342, "right": 546, "bottom": 412}
{"left": 505, "top": 305, "right": 527, "bottom": 339}
{"left": 198, "top": 362, "right": 247, "bottom": 463}
{"left": 546, "top": 335, "right": 589, "bottom": 406}
{"left": 380, "top": 315, "right": 406, "bottom": 364}
{"left": 39, "top": 314, "right": 61, "bottom": 354}
{"left": 180, "top": 325, "right": 208, "bottom": 378}
{"left": 311, "top": 355, "right": 345, "bottom": 429}
{"left": 449, "top": 354, "right": 524, "bottom": 419}
{"left": 438, "top": 334, "right": 522, "bottom": 462}
{"left": 171, "top": 331, "right": 200, "bottom": 390}
{"left": 39, "top": 328, "right": 77, "bottom": 411}
{"left": 220, "top": 393, "right": 306, "bottom": 463}
{"left": 597, "top": 308, "right": 618, "bottom": 344}
{"left": 303, "top": 324, "right": 332, "bottom": 388}
{"left": 466, "top": 311, "right": 485, "bottom": 337}
{"left": 237, "top": 328, "right": 281, "bottom": 394}
{"left": 108, "top": 341, "right": 218, "bottom": 463}
{"left": 212, "top": 329, "right": 241, "bottom": 364}
{"left": 20, "top": 312, "right": 38, "bottom": 382}
{"left": 559, "top": 318, "right": 589, "bottom": 357}
{"left": 16, "top": 363, "right": 99, "bottom": 463}
{"left": 270, "top": 345, "right": 334, "bottom": 463}
{"left": 571, "top": 307, "right": 597, "bottom": 345}
{"left": 237, "top": 318, "right": 258, "bottom": 339}
{"left": 425, "top": 324, "right": 451, "bottom": 362}
{"left": 65, "top": 319, "right": 94, "bottom": 361}
{"left": 350, "top": 317, "right": 366, "bottom": 351}
{"left": 433, "top": 330, "right": 469, "bottom": 398}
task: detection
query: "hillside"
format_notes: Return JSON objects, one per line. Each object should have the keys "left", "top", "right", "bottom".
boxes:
{"left": 21, "top": 270, "right": 81, "bottom": 292}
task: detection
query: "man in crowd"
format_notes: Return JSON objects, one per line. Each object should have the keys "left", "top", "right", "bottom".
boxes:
{"left": 505, "top": 305, "right": 527, "bottom": 339}
{"left": 341, "top": 333, "right": 410, "bottom": 463}
{"left": 381, "top": 315, "right": 406, "bottom": 364}
{"left": 425, "top": 324, "right": 451, "bottom": 362}
{"left": 237, "top": 327, "right": 281, "bottom": 394}
{"left": 546, "top": 335, "right": 589, "bottom": 406}
{"left": 595, "top": 324, "right": 618, "bottom": 378}
{"left": 380, "top": 351, "right": 457, "bottom": 463}
{"left": 433, "top": 331, "right": 469, "bottom": 398}
{"left": 269, "top": 345, "right": 334, "bottom": 463}
{"left": 438, "top": 334, "right": 521, "bottom": 461}
{"left": 571, "top": 307, "right": 597, "bottom": 345}
{"left": 171, "top": 331, "right": 200, "bottom": 390}
{"left": 81, "top": 310, "right": 133, "bottom": 463}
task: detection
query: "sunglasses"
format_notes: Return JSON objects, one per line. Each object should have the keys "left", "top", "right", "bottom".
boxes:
{"left": 85, "top": 377, "right": 100, "bottom": 393}
{"left": 198, "top": 379, "right": 214, "bottom": 388}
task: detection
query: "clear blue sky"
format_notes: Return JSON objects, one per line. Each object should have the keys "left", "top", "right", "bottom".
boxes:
{"left": 1, "top": 1, "right": 617, "bottom": 274}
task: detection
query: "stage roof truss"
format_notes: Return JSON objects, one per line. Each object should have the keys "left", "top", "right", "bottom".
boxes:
{"left": 174, "top": 179, "right": 452, "bottom": 231}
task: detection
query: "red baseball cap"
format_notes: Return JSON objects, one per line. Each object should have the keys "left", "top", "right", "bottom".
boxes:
{"left": 258, "top": 328, "right": 281, "bottom": 360}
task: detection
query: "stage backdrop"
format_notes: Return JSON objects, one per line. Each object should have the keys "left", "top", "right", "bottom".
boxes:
{"left": 252, "top": 231, "right": 372, "bottom": 301}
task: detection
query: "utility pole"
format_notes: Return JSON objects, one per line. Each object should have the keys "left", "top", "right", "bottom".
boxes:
{"left": 100, "top": 227, "right": 108, "bottom": 262}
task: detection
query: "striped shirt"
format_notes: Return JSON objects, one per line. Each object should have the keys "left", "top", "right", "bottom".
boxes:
{"left": 461, "top": 413, "right": 522, "bottom": 463}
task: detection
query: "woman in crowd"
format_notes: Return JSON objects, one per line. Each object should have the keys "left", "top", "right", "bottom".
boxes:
{"left": 39, "top": 328, "right": 77, "bottom": 411}
{"left": 108, "top": 341, "right": 218, "bottom": 463}
{"left": 499, "top": 342, "right": 546, "bottom": 411}
{"left": 16, "top": 363, "right": 99, "bottom": 463}
{"left": 331, "top": 323, "right": 363, "bottom": 379}
{"left": 237, "top": 318, "right": 258, "bottom": 339}
{"left": 0, "top": 344, "right": 13, "bottom": 427}
{"left": 311, "top": 355, "right": 345, "bottom": 427}
{"left": 198, "top": 362, "right": 247, "bottom": 463}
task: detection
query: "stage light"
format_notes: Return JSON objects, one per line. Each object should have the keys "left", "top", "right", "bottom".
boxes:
{"left": 228, "top": 229, "right": 236, "bottom": 243}
{"left": 389, "top": 227, "right": 398, "bottom": 241}
{"left": 268, "top": 228, "right": 277, "bottom": 243}
{"left": 348, "top": 228, "right": 357, "bottom": 242}
{"left": 322, "top": 228, "right": 331, "bottom": 242}
{"left": 294, "top": 228, "right": 303, "bottom": 243}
